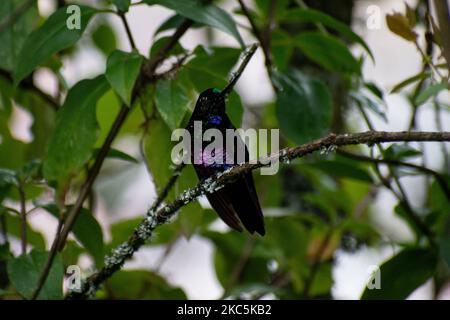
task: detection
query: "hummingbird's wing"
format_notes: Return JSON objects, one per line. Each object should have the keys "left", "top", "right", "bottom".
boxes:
{"left": 228, "top": 172, "right": 265, "bottom": 235}
{"left": 193, "top": 165, "right": 243, "bottom": 232}
{"left": 194, "top": 121, "right": 265, "bottom": 236}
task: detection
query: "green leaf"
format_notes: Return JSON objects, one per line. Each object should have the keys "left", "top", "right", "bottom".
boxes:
{"left": 154, "top": 14, "right": 201, "bottom": 35}
{"left": 92, "top": 23, "right": 117, "bottom": 57}
{"left": 112, "top": 0, "right": 131, "bottom": 12}
{"left": 42, "top": 204, "right": 104, "bottom": 266}
{"left": 306, "top": 160, "right": 373, "bottom": 183}
{"left": 361, "top": 248, "right": 437, "bottom": 299}
{"left": 271, "top": 29, "right": 293, "bottom": 71}
{"left": 155, "top": 78, "right": 189, "bottom": 130}
{"left": 0, "top": 169, "right": 16, "bottom": 201}
{"left": 227, "top": 91, "right": 244, "bottom": 127}
{"left": 383, "top": 144, "right": 422, "bottom": 160}
{"left": 43, "top": 75, "right": 110, "bottom": 182}
{"left": 391, "top": 72, "right": 429, "bottom": 94}
{"left": 294, "top": 32, "right": 360, "bottom": 74}
{"left": 107, "top": 270, "right": 186, "bottom": 299}
{"left": 109, "top": 217, "right": 143, "bottom": 248}
{"left": 274, "top": 69, "right": 332, "bottom": 144}
{"left": 102, "top": 148, "right": 139, "bottom": 163}
{"left": 72, "top": 208, "right": 104, "bottom": 267}
{"left": 105, "top": 50, "right": 143, "bottom": 106}
{"left": 149, "top": 36, "right": 185, "bottom": 57}
{"left": 280, "top": 8, "right": 374, "bottom": 61}
{"left": 143, "top": 0, "right": 244, "bottom": 48}
{"left": 415, "top": 83, "right": 448, "bottom": 106}
{"left": 428, "top": 176, "right": 450, "bottom": 214}
{"left": 144, "top": 119, "right": 174, "bottom": 196}
{"left": 7, "top": 250, "right": 63, "bottom": 299}
{"left": 0, "top": 0, "right": 38, "bottom": 71}
{"left": 350, "top": 91, "right": 387, "bottom": 122}
{"left": 14, "top": 5, "right": 98, "bottom": 83}
{"left": 184, "top": 46, "right": 241, "bottom": 92}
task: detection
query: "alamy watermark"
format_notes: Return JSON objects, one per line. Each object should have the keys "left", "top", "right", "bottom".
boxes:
{"left": 366, "top": 265, "right": 381, "bottom": 290}
{"left": 66, "top": 5, "right": 81, "bottom": 30}
{"left": 171, "top": 121, "right": 280, "bottom": 175}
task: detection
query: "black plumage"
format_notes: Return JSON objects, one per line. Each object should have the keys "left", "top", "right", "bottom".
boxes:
{"left": 186, "top": 88, "right": 265, "bottom": 236}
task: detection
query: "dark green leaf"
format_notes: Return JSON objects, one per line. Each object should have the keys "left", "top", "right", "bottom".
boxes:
{"left": 112, "top": 0, "right": 131, "bottom": 12}
{"left": 14, "top": 5, "right": 98, "bottom": 83}
{"left": 439, "top": 231, "right": 450, "bottom": 268}
{"left": 0, "top": 0, "right": 38, "bottom": 71}
{"left": 154, "top": 14, "right": 201, "bottom": 35}
{"left": 109, "top": 217, "right": 143, "bottom": 248}
{"left": 42, "top": 204, "right": 104, "bottom": 266}
{"left": 155, "top": 78, "right": 189, "bottom": 130}
{"left": 365, "top": 82, "right": 384, "bottom": 99}
{"left": 105, "top": 50, "right": 143, "bottom": 106}
{"left": 274, "top": 69, "right": 332, "bottom": 144}
{"left": 294, "top": 32, "right": 360, "bottom": 74}
{"left": 280, "top": 8, "right": 374, "bottom": 61}
{"left": 227, "top": 91, "right": 244, "bottom": 127}
{"left": 43, "top": 75, "right": 110, "bottom": 181}
{"left": 383, "top": 144, "right": 422, "bottom": 160}
{"left": 391, "top": 72, "right": 429, "bottom": 94}
{"left": 0, "top": 169, "right": 16, "bottom": 201}
{"left": 101, "top": 148, "right": 139, "bottom": 163}
{"left": 306, "top": 160, "right": 373, "bottom": 183}
{"left": 149, "top": 36, "right": 185, "bottom": 57}
{"left": 92, "top": 23, "right": 117, "bottom": 57}
{"left": 271, "top": 29, "right": 293, "bottom": 71}
{"left": 7, "top": 250, "right": 63, "bottom": 299}
{"left": 143, "top": 0, "right": 244, "bottom": 47}
{"left": 72, "top": 208, "right": 104, "bottom": 267}
{"left": 361, "top": 248, "right": 436, "bottom": 299}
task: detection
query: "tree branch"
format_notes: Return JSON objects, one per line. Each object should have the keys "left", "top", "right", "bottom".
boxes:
{"left": 67, "top": 130, "right": 450, "bottom": 299}
{"left": 237, "top": 0, "right": 273, "bottom": 71}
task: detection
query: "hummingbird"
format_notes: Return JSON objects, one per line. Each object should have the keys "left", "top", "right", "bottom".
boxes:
{"left": 186, "top": 88, "right": 265, "bottom": 236}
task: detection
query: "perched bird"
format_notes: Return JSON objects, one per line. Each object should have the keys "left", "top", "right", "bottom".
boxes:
{"left": 186, "top": 88, "right": 265, "bottom": 236}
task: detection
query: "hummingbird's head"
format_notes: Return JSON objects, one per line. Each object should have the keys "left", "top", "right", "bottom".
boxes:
{"left": 193, "top": 88, "right": 225, "bottom": 118}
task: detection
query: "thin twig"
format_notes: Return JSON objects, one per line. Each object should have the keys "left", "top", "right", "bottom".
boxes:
{"left": 118, "top": 12, "right": 137, "bottom": 51}
{"left": 67, "top": 130, "right": 450, "bottom": 299}
{"left": 18, "top": 183, "right": 27, "bottom": 255}
{"left": 237, "top": 0, "right": 273, "bottom": 71}
{"left": 221, "top": 43, "right": 258, "bottom": 96}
